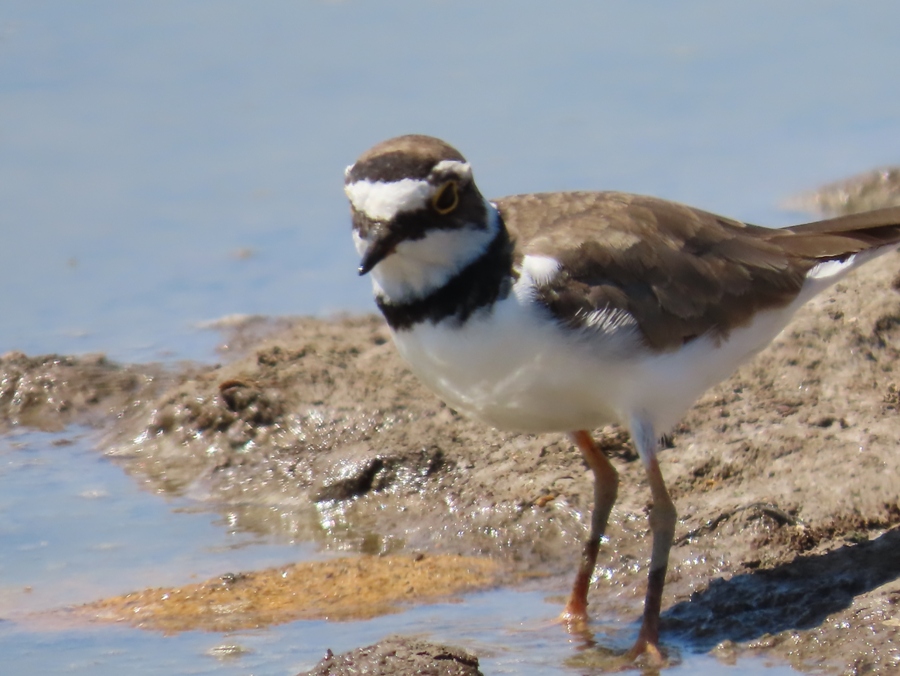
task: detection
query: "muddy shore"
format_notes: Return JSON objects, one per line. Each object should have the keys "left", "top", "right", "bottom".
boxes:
{"left": 3, "top": 208, "right": 900, "bottom": 673}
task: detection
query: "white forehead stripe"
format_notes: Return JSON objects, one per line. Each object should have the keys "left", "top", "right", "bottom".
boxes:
{"left": 345, "top": 178, "right": 433, "bottom": 222}
{"left": 432, "top": 160, "right": 472, "bottom": 181}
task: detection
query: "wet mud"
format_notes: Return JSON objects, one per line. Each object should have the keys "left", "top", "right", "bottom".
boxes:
{"left": 5, "top": 210, "right": 900, "bottom": 673}
{"left": 297, "top": 636, "right": 484, "bottom": 676}
{"left": 0, "top": 351, "right": 178, "bottom": 433}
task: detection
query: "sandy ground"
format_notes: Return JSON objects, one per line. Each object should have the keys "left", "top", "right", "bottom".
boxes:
{"left": 71, "top": 553, "right": 499, "bottom": 633}
{"left": 3, "top": 177, "right": 900, "bottom": 673}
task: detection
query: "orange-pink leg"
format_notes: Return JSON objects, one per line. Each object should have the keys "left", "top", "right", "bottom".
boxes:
{"left": 561, "top": 430, "right": 619, "bottom": 630}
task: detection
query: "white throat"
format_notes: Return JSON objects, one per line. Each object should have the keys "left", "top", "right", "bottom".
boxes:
{"left": 354, "top": 200, "right": 501, "bottom": 303}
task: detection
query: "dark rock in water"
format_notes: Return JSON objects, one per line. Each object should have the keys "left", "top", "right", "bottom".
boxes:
{"left": 297, "top": 637, "right": 483, "bottom": 676}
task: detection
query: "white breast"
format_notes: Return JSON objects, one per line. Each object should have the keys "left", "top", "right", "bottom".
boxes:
{"left": 390, "top": 293, "right": 624, "bottom": 432}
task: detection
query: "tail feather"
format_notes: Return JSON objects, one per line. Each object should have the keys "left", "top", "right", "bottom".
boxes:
{"left": 772, "top": 206, "right": 900, "bottom": 261}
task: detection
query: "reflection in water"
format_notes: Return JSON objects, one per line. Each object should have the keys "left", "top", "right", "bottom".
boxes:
{"left": 0, "top": 429, "right": 306, "bottom": 616}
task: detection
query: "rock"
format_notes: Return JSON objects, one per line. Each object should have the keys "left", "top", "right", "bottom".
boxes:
{"left": 297, "top": 637, "right": 483, "bottom": 676}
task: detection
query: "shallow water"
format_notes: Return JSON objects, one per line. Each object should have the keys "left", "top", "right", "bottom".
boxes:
{"left": 0, "top": 429, "right": 309, "bottom": 616}
{"left": 0, "top": 429, "right": 796, "bottom": 675}
{"left": 2, "top": 1, "right": 900, "bottom": 673}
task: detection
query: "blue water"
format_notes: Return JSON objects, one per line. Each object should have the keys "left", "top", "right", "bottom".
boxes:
{"left": 2, "top": 1, "right": 899, "bottom": 673}
{"left": 0, "top": 429, "right": 310, "bottom": 616}
{"left": 0, "top": 589, "right": 799, "bottom": 675}
{"left": 1, "top": 1, "right": 899, "bottom": 362}
{"left": 0, "top": 431, "right": 798, "bottom": 674}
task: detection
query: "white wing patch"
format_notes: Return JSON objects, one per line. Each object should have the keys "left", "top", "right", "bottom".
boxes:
{"left": 577, "top": 307, "right": 639, "bottom": 333}
{"left": 514, "top": 255, "right": 560, "bottom": 303}
{"left": 806, "top": 255, "right": 858, "bottom": 280}
{"left": 521, "top": 255, "right": 561, "bottom": 285}
{"left": 513, "top": 254, "right": 640, "bottom": 344}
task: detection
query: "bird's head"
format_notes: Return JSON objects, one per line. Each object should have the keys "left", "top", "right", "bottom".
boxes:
{"left": 344, "top": 135, "right": 497, "bottom": 302}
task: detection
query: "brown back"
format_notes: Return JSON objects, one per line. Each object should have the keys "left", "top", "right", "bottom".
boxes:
{"left": 496, "top": 192, "right": 900, "bottom": 350}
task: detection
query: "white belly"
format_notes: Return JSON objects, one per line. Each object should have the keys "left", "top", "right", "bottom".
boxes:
{"left": 391, "top": 297, "right": 627, "bottom": 432}
{"left": 389, "top": 291, "right": 808, "bottom": 435}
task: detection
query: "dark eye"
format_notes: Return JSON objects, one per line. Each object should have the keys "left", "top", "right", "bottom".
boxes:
{"left": 431, "top": 181, "right": 459, "bottom": 215}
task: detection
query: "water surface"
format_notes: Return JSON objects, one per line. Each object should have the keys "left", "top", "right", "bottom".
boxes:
{"left": 2, "top": 1, "right": 898, "bottom": 362}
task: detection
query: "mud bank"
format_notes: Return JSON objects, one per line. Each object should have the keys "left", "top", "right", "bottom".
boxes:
{"left": 5, "top": 253, "right": 900, "bottom": 673}
{"left": 0, "top": 351, "right": 179, "bottom": 433}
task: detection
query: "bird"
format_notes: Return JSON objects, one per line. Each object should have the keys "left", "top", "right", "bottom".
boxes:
{"left": 343, "top": 134, "right": 900, "bottom": 662}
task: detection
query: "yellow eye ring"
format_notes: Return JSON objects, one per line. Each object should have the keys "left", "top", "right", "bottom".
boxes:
{"left": 432, "top": 181, "right": 459, "bottom": 215}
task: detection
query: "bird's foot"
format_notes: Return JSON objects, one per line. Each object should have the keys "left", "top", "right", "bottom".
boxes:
{"left": 558, "top": 603, "right": 672, "bottom": 670}
{"left": 558, "top": 610, "right": 590, "bottom": 636}
{"left": 558, "top": 598, "right": 591, "bottom": 635}
{"left": 623, "top": 634, "right": 667, "bottom": 669}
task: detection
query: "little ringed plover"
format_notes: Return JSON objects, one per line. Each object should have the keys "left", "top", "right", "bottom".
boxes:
{"left": 344, "top": 134, "right": 900, "bottom": 661}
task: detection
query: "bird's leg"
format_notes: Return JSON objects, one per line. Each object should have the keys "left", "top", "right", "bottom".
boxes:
{"left": 561, "top": 429, "right": 619, "bottom": 631}
{"left": 626, "top": 417, "right": 676, "bottom": 664}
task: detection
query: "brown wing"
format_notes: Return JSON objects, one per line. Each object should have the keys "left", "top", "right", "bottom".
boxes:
{"left": 495, "top": 191, "right": 900, "bottom": 351}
